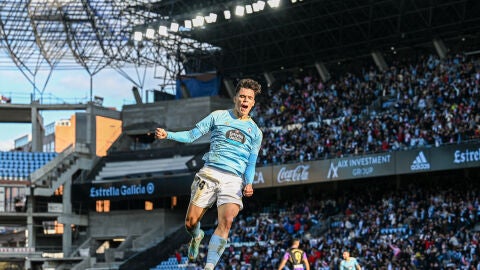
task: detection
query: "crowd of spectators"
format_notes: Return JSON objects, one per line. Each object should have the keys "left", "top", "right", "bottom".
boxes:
{"left": 174, "top": 175, "right": 480, "bottom": 270}
{"left": 162, "top": 53, "right": 480, "bottom": 269}
{"left": 251, "top": 53, "right": 480, "bottom": 165}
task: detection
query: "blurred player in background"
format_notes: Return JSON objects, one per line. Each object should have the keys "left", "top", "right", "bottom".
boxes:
{"left": 277, "top": 239, "right": 310, "bottom": 270}
{"left": 340, "top": 250, "right": 361, "bottom": 270}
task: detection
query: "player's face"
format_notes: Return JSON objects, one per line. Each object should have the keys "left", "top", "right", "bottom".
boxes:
{"left": 234, "top": 88, "right": 255, "bottom": 119}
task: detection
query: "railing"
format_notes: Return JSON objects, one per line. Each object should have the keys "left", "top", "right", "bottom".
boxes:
{"left": 30, "top": 144, "right": 76, "bottom": 183}
{"left": 0, "top": 91, "right": 90, "bottom": 105}
{"left": 30, "top": 143, "right": 92, "bottom": 188}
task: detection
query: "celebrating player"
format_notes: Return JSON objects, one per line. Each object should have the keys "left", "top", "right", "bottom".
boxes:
{"left": 155, "top": 78, "right": 263, "bottom": 270}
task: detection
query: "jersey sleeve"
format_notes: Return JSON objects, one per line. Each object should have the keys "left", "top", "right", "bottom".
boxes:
{"left": 244, "top": 128, "right": 263, "bottom": 184}
{"left": 302, "top": 252, "right": 308, "bottom": 260}
{"left": 195, "top": 111, "right": 216, "bottom": 134}
{"left": 166, "top": 128, "right": 202, "bottom": 143}
{"left": 244, "top": 154, "right": 258, "bottom": 185}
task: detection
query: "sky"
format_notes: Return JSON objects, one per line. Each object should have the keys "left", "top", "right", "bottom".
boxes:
{"left": 0, "top": 65, "right": 166, "bottom": 151}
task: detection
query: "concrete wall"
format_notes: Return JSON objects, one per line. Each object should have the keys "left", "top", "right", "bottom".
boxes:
{"left": 95, "top": 116, "right": 122, "bottom": 157}
{"left": 121, "top": 96, "right": 232, "bottom": 132}
{"left": 88, "top": 209, "right": 184, "bottom": 239}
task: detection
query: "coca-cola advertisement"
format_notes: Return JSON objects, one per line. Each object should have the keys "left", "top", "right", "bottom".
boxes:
{"left": 272, "top": 162, "right": 324, "bottom": 186}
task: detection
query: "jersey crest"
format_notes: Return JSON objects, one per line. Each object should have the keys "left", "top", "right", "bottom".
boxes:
{"left": 288, "top": 248, "right": 304, "bottom": 265}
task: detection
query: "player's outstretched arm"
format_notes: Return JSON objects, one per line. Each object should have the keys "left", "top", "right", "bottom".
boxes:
{"left": 155, "top": 127, "right": 203, "bottom": 143}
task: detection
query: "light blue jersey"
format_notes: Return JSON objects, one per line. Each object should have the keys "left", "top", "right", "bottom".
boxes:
{"left": 166, "top": 109, "right": 262, "bottom": 184}
{"left": 340, "top": 258, "right": 360, "bottom": 270}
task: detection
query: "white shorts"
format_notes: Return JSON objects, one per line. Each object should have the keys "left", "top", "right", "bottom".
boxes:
{"left": 190, "top": 166, "right": 244, "bottom": 210}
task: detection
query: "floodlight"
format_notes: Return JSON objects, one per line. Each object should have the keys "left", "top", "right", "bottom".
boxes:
{"left": 145, "top": 28, "right": 155, "bottom": 39}
{"left": 158, "top": 25, "right": 168, "bottom": 36}
{"left": 133, "top": 31, "right": 143, "bottom": 41}
{"left": 257, "top": 1, "right": 266, "bottom": 10}
{"left": 267, "top": 0, "right": 280, "bottom": 8}
{"left": 192, "top": 15, "right": 205, "bottom": 27}
{"left": 205, "top": 13, "right": 218, "bottom": 23}
{"left": 197, "top": 15, "right": 205, "bottom": 25}
{"left": 224, "top": 10, "right": 231, "bottom": 19}
{"left": 170, "top": 22, "right": 179, "bottom": 32}
{"left": 235, "top": 5, "right": 245, "bottom": 16}
{"left": 252, "top": 3, "right": 260, "bottom": 12}
{"left": 209, "top": 13, "right": 218, "bottom": 23}
{"left": 205, "top": 15, "right": 212, "bottom": 24}
{"left": 291, "top": 0, "right": 297, "bottom": 3}
{"left": 184, "top": 20, "right": 192, "bottom": 29}
{"left": 246, "top": 5, "right": 253, "bottom": 14}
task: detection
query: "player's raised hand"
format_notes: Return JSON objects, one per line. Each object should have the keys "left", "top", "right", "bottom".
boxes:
{"left": 155, "top": 128, "right": 167, "bottom": 139}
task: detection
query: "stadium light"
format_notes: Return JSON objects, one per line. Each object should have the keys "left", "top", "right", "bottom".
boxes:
{"left": 145, "top": 28, "right": 155, "bottom": 39}
{"left": 192, "top": 15, "right": 205, "bottom": 27}
{"left": 267, "top": 0, "right": 280, "bottom": 8}
{"left": 133, "top": 31, "right": 143, "bottom": 41}
{"left": 252, "top": 2, "right": 260, "bottom": 12}
{"left": 158, "top": 25, "right": 168, "bottom": 36}
{"left": 205, "top": 13, "right": 218, "bottom": 23}
{"left": 257, "top": 1, "right": 266, "bottom": 10}
{"left": 235, "top": 5, "right": 245, "bottom": 16}
{"left": 224, "top": 10, "right": 231, "bottom": 19}
{"left": 170, "top": 22, "right": 179, "bottom": 32}
{"left": 210, "top": 13, "right": 218, "bottom": 23}
{"left": 135, "top": 0, "right": 279, "bottom": 36}
{"left": 291, "top": 0, "right": 297, "bottom": 3}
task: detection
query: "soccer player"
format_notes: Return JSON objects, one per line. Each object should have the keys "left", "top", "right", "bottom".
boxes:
{"left": 155, "top": 78, "right": 263, "bottom": 270}
{"left": 340, "top": 250, "right": 361, "bottom": 270}
{"left": 277, "top": 239, "right": 310, "bottom": 270}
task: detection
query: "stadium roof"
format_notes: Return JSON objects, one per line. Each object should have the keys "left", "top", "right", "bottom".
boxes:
{"left": 1, "top": 0, "right": 479, "bottom": 82}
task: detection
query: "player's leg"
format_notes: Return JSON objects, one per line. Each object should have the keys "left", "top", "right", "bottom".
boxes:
{"left": 204, "top": 202, "right": 240, "bottom": 270}
{"left": 185, "top": 202, "right": 207, "bottom": 261}
{"left": 186, "top": 168, "right": 216, "bottom": 261}
{"left": 204, "top": 169, "right": 243, "bottom": 270}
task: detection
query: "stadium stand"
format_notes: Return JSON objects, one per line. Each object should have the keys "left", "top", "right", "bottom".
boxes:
{"left": 152, "top": 171, "right": 480, "bottom": 269}
{"left": 1, "top": 51, "right": 479, "bottom": 270}
{"left": 142, "top": 52, "right": 480, "bottom": 269}
{"left": 2, "top": 1, "right": 480, "bottom": 269}
{"left": 0, "top": 151, "right": 57, "bottom": 180}
{"left": 254, "top": 53, "right": 480, "bottom": 165}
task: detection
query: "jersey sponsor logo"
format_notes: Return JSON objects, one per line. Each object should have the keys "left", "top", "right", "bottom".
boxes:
{"left": 226, "top": 129, "right": 245, "bottom": 144}
{"left": 411, "top": 151, "right": 430, "bottom": 170}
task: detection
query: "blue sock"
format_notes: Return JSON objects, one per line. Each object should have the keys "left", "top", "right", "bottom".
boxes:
{"left": 206, "top": 234, "right": 227, "bottom": 267}
{"left": 186, "top": 222, "right": 201, "bottom": 238}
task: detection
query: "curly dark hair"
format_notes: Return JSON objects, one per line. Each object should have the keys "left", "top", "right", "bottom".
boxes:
{"left": 235, "top": 78, "right": 262, "bottom": 96}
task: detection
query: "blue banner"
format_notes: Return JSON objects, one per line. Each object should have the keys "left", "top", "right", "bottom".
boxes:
{"left": 176, "top": 74, "right": 220, "bottom": 99}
